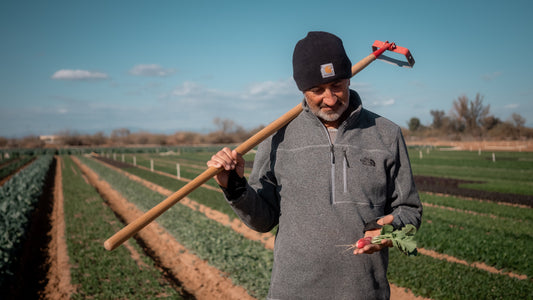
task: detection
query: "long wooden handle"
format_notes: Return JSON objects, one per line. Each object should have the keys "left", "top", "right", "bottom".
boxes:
{"left": 104, "top": 46, "right": 389, "bottom": 251}
{"left": 104, "top": 104, "right": 303, "bottom": 250}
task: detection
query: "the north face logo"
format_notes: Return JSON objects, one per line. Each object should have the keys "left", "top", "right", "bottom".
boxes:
{"left": 360, "top": 157, "right": 376, "bottom": 167}
{"left": 320, "top": 63, "right": 335, "bottom": 78}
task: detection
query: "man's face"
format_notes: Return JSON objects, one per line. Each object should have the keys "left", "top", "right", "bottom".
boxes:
{"left": 304, "top": 79, "right": 350, "bottom": 124}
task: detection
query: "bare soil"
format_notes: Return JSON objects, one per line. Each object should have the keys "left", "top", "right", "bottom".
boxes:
{"left": 43, "top": 157, "right": 76, "bottom": 299}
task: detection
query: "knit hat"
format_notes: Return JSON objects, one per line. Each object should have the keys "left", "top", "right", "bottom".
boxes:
{"left": 292, "top": 31, "right": 352, "bottom": 91}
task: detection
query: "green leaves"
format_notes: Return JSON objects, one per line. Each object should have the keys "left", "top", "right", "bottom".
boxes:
{"left": 372, "top": 224, "right": 418, "bottom": 257}
{"left": 0, "top": 155, "right": 53, "bottom": 287}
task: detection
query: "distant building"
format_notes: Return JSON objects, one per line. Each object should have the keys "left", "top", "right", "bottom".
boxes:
{"left": 39, "top": 135, "right": 59, "bottom": 144}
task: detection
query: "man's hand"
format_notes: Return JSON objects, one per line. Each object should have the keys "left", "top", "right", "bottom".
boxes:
{"left": 353, "top": 215, "right": 394, "bottom": 255}
{"left": 206, "top": 147, "right": 245, "bottom": 188}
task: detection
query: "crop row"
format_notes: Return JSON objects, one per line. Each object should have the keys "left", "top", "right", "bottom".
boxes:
{"left": 408, "top": 148, "right": 533, "bottom": 196}
{"left": 0, "top": 155, "right": 53, "bottom": 289}
{"left": 60, "top": 156, "right": 183, "bottom": 299}
{"left": 0, "top": 156, "right": 35, "bottom": 183}
{"left": 78, "top": 155, "right": 273, "bottom": 298}
{"left": 82, "top": 155, "right": 533, "bottom": 299}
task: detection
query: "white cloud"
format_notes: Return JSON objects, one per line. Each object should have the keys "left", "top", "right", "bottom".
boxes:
{"left": 504, "top": 103, "right": 519, "bottom": 109}
{"left": 245, "top": 78, "right": 297, "bottom": 97}
{"left": 481, "top": 71, "right": 501, "bottom": 81}
{"left": 129, "top": 64, "right": 175, "bottom": 77}
{"left": 369, "top": 98, "right": 396, "bottom": 107}
{"left": 51, "top": 69, "right": 108, "bottom": 80}
{"left": 170, "top": 81, "right": 206, "bottom": 97}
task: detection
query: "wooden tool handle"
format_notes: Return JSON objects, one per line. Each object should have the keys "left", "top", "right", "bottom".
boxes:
{"left": 104, "top": 103, "right": 303, "bottom": 251}
{"left": 104, "top": 46, "right": 389, "bottom": 251}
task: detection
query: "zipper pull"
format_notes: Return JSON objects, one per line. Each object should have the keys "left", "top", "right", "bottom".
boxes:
{"left": 331, "top": 144, "right": 335, "bottom": 164}
{"left": 343, "top": 150, "right": 350, "bottom": 167}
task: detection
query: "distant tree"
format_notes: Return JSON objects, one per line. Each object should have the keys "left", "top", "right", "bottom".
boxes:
{"left": 110, "top": 128, "right": 131, "bottom": 144}
{"left": 89, "top": 131, "right": 107, "bottom": 145}
{"left": 511, "top": 113, "right": 526, "bottom": 138}
{"left": 58, "top": 130, "right": 84, "bottom": 146}
{"left": 452, "top": 93, "right": 491, "bottom": 136}
{"left": 480, "top": 115, "right": 501, "bottom": 132}
{"left": 407, "top": 117, "right": 422, "bottom": 132}
{"left": 213, "top": 118, "right": 236, "bottom": 134}
{"left": 430, "top": 110, "right": 446, "bottom": 129}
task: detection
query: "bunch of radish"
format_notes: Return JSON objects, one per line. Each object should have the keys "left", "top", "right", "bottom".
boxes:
{"left": 355, "top": 224, "right": 418, "bottom": 256}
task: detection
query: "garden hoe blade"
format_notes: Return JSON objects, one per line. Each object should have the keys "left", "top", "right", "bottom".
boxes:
{"left": 372, "top": 40, "right": 415, "bottom": 68}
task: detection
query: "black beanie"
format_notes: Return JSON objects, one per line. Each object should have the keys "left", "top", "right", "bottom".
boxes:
{"left": 292, "top": 31, "right": 352, "bottom": 91}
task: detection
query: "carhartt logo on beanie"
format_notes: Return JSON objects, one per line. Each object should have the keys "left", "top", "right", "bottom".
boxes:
{"left": 292, "top": 31, "right": 352, "bottom": 91}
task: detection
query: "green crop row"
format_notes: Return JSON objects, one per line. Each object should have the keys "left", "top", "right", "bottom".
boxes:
{"left": 83, "top": 155, "right": 533, "bottom": 299}
{"left": 0, "top": 156, "right": 34, "bottom": 182}
{"left": 421, "top": 192, "right": 533, "bottom": 223}
{"left": 0, "top": 155, "right": 53, "bottom": 288}
{"left": 61, "top": 156, "right": 182, "bottom": 299}
{"left": 408, "top": 149, "right": 533, "bottom": 195}
{"left": 78, "top": 155, "right": 273, "bottom": 299}
{"left": 388, "top": 249, "right": 533, "bottom": 299}
{"left": 417, "top": 204, "right": 532, "bottom": 277}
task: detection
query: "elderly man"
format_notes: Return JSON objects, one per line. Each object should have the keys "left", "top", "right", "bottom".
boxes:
{"left": 207, "top": 31, "right": 422, "bottom": 300}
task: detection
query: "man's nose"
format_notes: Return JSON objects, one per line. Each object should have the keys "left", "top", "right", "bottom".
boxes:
{"left": 323, "top": 88, "right": 337, "bottom": 106}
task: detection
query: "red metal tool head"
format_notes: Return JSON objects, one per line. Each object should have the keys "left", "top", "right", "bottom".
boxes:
{"left": 372, "top": 40, "right": 415, "bottom": 68}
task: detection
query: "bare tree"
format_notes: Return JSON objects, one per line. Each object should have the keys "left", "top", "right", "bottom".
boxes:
{"left": 452, "top": 93, "right": 490, "bottom": 136}
{"left": 213, "top": 118, "right": 236, "bottom": 134}
{"left": 430, "top": 110, "right": 446, "bottom": 129}
{"left": 110, "top": 128, "right": 131, "bottom": 144}
{"left": 511, "top": 113, "right": 526, "bottom": 138}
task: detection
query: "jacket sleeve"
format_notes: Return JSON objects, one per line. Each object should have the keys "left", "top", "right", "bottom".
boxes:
{"left": 223, "top": 139, "right": 281, "bottom": 233}
{"left": 387, "top": 128, "right": 423, "bottom": 230}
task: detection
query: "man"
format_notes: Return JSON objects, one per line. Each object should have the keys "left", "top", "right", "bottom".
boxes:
{"left": 207, "top": 31, "right": 422, "bottom": 299}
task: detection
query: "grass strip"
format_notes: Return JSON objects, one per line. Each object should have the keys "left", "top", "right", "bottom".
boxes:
{"left": 78, "top": 155, "right": 273, "bottom": 299}
{"left": 62, "top": 156, "right": 182, "bottom": 299}
{"left": 388, "top": 249, "right": 533, "bottom": 299}
{"left": 420, "top": 192, "right": 533, "bottom": 222}
{"left": 417, "top": 205, "right": 532, "bottom": 277}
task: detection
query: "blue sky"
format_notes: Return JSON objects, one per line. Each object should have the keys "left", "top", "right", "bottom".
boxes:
{"left": 1, "top": 0, "right": 532, "bottom": 137}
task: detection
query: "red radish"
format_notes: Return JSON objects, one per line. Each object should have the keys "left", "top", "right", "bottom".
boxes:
{"left": 356, "top": 237, "right": 373, "bottom": 248}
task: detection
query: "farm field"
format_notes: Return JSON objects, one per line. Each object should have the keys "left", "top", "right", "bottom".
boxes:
{"left": 0, "top": 146, "right": 532, "bottom": 299}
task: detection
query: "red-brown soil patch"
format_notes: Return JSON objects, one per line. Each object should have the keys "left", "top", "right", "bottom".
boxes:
{"left": 44, "top": 156, "right": 77, "bottom": 299}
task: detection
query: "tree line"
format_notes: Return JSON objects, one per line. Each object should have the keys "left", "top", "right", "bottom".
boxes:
{"left": 405, "top": 93, "right": 532, "bottom": 140}
{"left": 0, "top": 118, "right": 265, "bottom": 148}
{"left": 1, "top": 94, "right": 531, "bottom": 149}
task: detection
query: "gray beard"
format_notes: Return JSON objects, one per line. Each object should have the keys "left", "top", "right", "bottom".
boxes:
{"left": 307, "top": 99, "right": 349, "bottom": 122}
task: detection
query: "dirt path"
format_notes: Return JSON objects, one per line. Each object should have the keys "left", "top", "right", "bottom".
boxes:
{"left": 43, "top": 156, "right": 76, "bottom": 299}
{"left": 93, "top": 155, "right": 429, "bottom": 300}
{"left": 72, "top": 156, "right": 254, "bottom": 300}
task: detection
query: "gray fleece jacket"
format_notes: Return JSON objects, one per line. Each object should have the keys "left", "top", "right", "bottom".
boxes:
{"left": 224, "top": 90, "right": 422, "bottom": 300}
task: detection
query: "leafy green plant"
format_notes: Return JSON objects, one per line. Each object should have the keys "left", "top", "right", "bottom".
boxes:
{"left": 0, "top": 155, "right": 53, "bottom": 288}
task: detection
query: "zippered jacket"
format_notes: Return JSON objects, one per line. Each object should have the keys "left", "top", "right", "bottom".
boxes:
{"left": 224, "top": 90, "right": 422, "bottom": 300}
